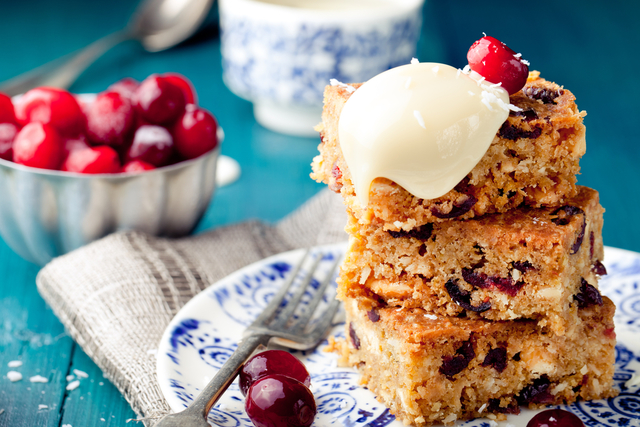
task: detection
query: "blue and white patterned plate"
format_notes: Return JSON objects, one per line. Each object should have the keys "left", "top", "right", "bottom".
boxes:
{"left": 157, "top": 244, "right": 640, "bottom": 427}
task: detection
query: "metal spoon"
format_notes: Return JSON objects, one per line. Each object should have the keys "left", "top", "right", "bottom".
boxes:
{"left": 0, "top": 0, "right": 214, "bottom": 96}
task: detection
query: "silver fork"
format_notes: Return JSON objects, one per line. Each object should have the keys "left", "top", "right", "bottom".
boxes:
{"left": 155, "top": 250, "right": 342, "bottom": 427}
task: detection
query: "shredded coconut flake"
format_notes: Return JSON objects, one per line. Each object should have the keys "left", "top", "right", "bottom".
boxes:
{"left": 66, "top": 375, "right": 75, "bottom": 382}
{"left": 411, "top": 57, "right": 419, "bottom": 64}
{"left": 329, "top": 79, "right": 356, "bottom": 93}
{"left": 30, "top": 375, "right": 48, "bottom": 383}
{"left": 478, "top": 403, "right": 487, "bottom": 413}
{"left": 73, "top": 369, "right": 88, "bottom": 379}
{"left": 521, "top": 59, "right": 530, "bottom": 66}
{"left": 424, "top": 314, "right": 438, "bottom": 320}
{"left": 462, "top": 64, "right": 471, "bottom": 74}
{"left": 413, "top": 110, "right": 426, "bottom": 130}
{"left": 7, "top": 360, "right": 23, "bottom": 368}
{"left": 432, "top": 65, "right": 440, "bottom": 74}
{"left": 625, "top": 373, "right": 640, "bottom": 388}
{"left": 66, "top": 380, "right": 80, "bottom": 391}
{"left": 7, "top": 371, "right": 22, "bottom": 382}
{"left": 549, "top": 417, "right": 557, "bottom": 422}
{"left": 38, "top": 405, "right": 48, "bottom": 410}
{"left": 514, "top": 53, "right": 522, "bottom": 58}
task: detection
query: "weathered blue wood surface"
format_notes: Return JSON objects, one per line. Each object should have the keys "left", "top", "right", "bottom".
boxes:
{"left": 1, "top": 0, "right": 639, "bottom": 426}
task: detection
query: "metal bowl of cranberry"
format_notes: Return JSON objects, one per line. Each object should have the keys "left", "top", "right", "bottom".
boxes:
{"left": 0, "top": 74, "right": 222, "bottom": 266}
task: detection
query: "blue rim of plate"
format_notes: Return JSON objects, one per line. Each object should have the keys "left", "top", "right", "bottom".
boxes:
{"left": 157, "top": 244, "right": 640, "bottom": 427}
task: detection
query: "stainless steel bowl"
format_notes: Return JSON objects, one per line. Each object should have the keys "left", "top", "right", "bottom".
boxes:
{"left": 0, "top": 132, "right": 221, "bottom": 266}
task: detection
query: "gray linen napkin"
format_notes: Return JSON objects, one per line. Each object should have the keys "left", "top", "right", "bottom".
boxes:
{"left": 36, "top": 188, "right": 348, "bottom": 425}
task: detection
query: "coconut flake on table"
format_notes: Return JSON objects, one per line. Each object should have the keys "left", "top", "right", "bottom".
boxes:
{"left": 38, "top": 405, "right": 48, "bottom": 410}
{"left": 66, "top": 380, "right": 80, "bottom": 391}
{"left": 7, "top": 371, "right": 23, "bottom": 382}
{"left": 30, "top": 375, "right": 48, "bottom": 383}
{"left": 73, "top": 369, "right": 88, "bottom": 379}
{"left": 7, "top": 360, "right": 23, "bottom": 368}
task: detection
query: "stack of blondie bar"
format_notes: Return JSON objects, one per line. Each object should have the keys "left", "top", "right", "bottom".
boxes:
{"left": 311, "top": 72, "right": 617, "bottom": 425}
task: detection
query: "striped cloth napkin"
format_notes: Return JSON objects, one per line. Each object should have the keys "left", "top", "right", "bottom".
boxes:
{"left": 36, "top": 189, "right": 347, "bottom": 425}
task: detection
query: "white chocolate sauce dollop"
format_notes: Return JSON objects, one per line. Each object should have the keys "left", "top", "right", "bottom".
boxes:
{"left": 338, "top": 62, "right": 511, "bottom": 207}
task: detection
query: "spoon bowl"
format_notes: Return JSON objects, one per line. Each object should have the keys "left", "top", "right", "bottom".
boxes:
{"left": 0, "top": 0, "right": 214, "bottom": 96}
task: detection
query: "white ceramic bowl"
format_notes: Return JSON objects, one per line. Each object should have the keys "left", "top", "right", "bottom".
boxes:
{"left": 219, "top": 0, "right": 425, "bottom": 136}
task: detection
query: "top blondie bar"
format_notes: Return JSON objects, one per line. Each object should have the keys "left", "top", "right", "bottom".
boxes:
{"left": 311, "top": 72, "right": 586, "bottom": 231}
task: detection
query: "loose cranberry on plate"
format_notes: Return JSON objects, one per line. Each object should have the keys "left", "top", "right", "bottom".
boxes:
{"left": 132, "top": 75, "right": 186, "bottom": 125}
{"left": 14, "top": 87, "right": 85, "bottom": 136}
{"left": 0, "top": 93, "right": 17, "bottom": 124}
{"left": 126, "top": 125, "right": 174, "bottom": 166}
{"left": 85, "top": 91, "right": 135, "bottom": 147}
{"left": 245, "top": 374, "right": 317, "bottom": 427}
{"left": 467, "top": 35, "right": 529, "bottom": 95}
{"left": 0, "top": 122, "right": 19, "bottom": 161}
{"left": 239, "top": 350, "right": 311, "bottom": 396}
{"left": 62, "top": 145, "right": 121, "bottom": 174}
{"left": 173, "top": 104, "right": 219, "bottom": 160}
{"left": 526, "top": 409, "right": 585, "bottom": 427}
{"left": 163, "top": 73, "right": 198, "bottom": 105}
{"left": 121, "top": 159, "right": 156, "bottom": 173}
{"left": 13, "top": 122, "right": 64, "bottom": 170}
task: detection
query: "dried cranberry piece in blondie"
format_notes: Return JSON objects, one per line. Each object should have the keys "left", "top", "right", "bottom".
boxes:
{"left": 367, "top": 309, "right": 380, "bottom": 323}
{"left": 487, "top": 398, "right": 520, "bottom": 415}
{"left": 440, "top": 340, "right": 475, "bottom": 378}
{"left": 524, "top": 86, "right": 563, "bottom": 104}
{"left": 431, "top": 195, "right": 478, "bottom": 219}
{"left": 482, "top": 347, "right": 508, "bottom": 373}
{"left": 575, "top": 278, "right": 603, "bottom": 308}
{"left": 462, "top": 268, "right": 524, "bottom": 297}
{"left": 498, "top": 122, "right": 543, "bottom": 141}
{"left": 517, "top": 376, "right": 553, "bottom": 405}
{"left": 387, "top": 223, "right": 433, "bottom": 240}
{"left": 551, "top": 206, "right": 586, "bottom": 254}
{"left": 348, "top": 322, "right": 361, "bottom": 349}
{"left": 445, "top": 279, "right": 491, "bottom": 312}
{"left": 592, "top": 260, "right": 607, "bottom": 276}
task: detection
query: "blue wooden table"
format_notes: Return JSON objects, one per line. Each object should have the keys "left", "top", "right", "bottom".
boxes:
{"left": 1, "top": 1, "right": 639, "bottom": 425}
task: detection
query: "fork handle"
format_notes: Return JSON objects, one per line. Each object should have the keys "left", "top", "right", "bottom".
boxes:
{"left": 188, "top": 334, "right": 271, "bottom": 419}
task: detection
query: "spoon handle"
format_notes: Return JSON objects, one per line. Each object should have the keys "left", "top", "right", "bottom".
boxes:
{"left": 0, "top": 30, "right": 130, "bottom": 97}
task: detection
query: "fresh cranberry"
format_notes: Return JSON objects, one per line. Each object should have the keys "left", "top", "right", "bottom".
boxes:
{"left": 63, "top": 135, "right": 91, "bottom": 158}
{"left": 126, "top": 125, "right": 174, "bottom": 166}
{"left": 467, "top": 36, "right": 529, "bottom": 95}
{"left": 14, "top": 87, "right": 85, "bottom": 136}
{"left": 121, "top": 159, "right": 156, "bottom": 173}
{"left": 13, "top": 122, "right": 63, "bottom": 170}
{"left": 62, "top": 145, "right": 120, "bottom": 174}
{"left": 245, "top": 374, "right": 316, "bottom": 427}
{"left": 0, "top": 122, "right": 19, "bottom": 161}
{"left": 526, "top": 409, "right": 584, "bottom": 427}
{"left": 132, "top": 75, "right": 186, "bottom": 125}
{"left": 172, "top": 104, "right": 219, "bottom": 159}
{"left": 239, "top": 350, "right": 311, "bottom": 397}
{"left": 0, "top": 93, "right": 17, "bottom": 124}
{"left": 85, "top": 91, "right": 135, "bottom": 147}
{"left": 108, "top": 77, "right": 140, "bottom": 100}
{"left": 163, "top": 73, "right": 197, "bottom": 104}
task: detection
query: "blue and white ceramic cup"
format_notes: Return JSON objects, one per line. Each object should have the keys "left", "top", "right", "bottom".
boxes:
{"left": 219, "top": 0, "right": 425, "bottom": 136}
